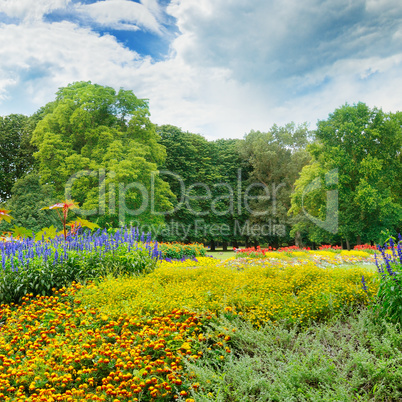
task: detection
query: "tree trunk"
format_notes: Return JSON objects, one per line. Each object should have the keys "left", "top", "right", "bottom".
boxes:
{"left": 346, "top": 238, "right": 350, "bottom": 251}
{"left": 295, "top": 231, "right": 302, "bottom": 248}
{"left": 222, "top": 242, "right": 228, "bottom": 252}
{"left": 232, "top": 240, "right": 239, "bottom": 249}
{"left": 356, "top": 235, "right": 361, "bottom": 245}
{"left": 210, "top": 240, "right": 216, "bottom": 252}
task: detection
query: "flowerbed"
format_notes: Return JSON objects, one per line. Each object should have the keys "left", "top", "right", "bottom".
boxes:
{"left": 235, "top": 244, "right": 380, "bottom": 257}
{"left": 0, "top": 229, "right": 159, "bottom": 304}
{"left": 0, "top": 250, "right": 386, "bottom": 401}
{"left": 79, "top": 257, "right": 378, "bottom": 327}
{"left": 157, "top": 243, "right": 206, "bottom": 260}
{"left": 0, "top": 283, "right": 230, "bottom": 402}
{"left": 235, "top": 248, "right": 376, "bottom": 266}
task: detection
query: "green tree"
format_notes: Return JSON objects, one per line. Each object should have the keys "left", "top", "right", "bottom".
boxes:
{"left": 30, "top": 81, "right": 174, "bottom": 228}
{"left": 289, "top": 103, "right": 402, "bottom": 247}
{"left": 158, "top": 125, "right": 254, "bottom": 247}
{"left": 239, "top": 123, "right": 311, "bottom": 247}
{"left": 0, "top": 114, "right": 37, "bottom": 201}
{"left": 211, "top": 138, "right": 252, "bottom": 248}
{"left": 157, "top": 125, "right": 222, "bottom": 243}
{"left": 3, "top": 173, "right": 59, "bottom": 234}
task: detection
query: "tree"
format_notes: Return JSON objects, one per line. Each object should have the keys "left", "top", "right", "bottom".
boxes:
{"left": 0, "top": 114, "right": 37, "bottom": 201}
{"left": 289, "top": 103, "right": 402, "bottom": 246}
{"left": 157, "top": 125, "right": 222, "bottom": 243}
{"left": 211, "top": 138, "right": 252, "bottom": 248}
{"left": 3, "top": 173, "right": 59, "bottom": 234}
{"left": 30, "top": 81, "right": 174, "bottom": 228}
{"left": 239, "top": 123, "right": 311, "bottom": 247}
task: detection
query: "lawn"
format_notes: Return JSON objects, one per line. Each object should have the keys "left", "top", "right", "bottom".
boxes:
{"left": 206, "top": 250, "right": 236, "bottom": 260}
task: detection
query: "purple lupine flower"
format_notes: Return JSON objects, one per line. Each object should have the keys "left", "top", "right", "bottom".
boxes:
{"left": 397, "top": 240, "right": 402, "bottom": 264}
{"left": 54, "top": 249, "right": 59, "bottom": 264}
{"left": 1, "top": 249, "right": 5, "bottom": 270}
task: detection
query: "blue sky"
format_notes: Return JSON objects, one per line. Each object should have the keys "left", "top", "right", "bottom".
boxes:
{"left": 0, "top": 0, "right": 402, "bottom": 139}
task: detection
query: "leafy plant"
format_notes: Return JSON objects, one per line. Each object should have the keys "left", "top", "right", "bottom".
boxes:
{"left": 41, "top": 200, "right": 99, "bottom": 240}
{"left": 41, "top": 200, "right": 79, "bottom": 240}
{"left": 374, "top": 236, "right": 402, "bottom": 325}
{"left": 11, "top": 225, "right": 32, "bottom": 239}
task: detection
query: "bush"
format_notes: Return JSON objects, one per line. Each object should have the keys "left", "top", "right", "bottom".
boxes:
{"left": 158, "top": 242, "right": 207, "bottom": 259}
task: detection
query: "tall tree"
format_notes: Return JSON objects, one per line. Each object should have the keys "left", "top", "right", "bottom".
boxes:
{"left": 30, "top": 81, "right": 174, "bottom": 227}
{"left": 211, "top": 138, "right": 252, "bottom": 248}
{"left": 289, "top": 103, "right": 402, "bottom": 246}
{"left": 239, "top": 123, "right": 311, "bottom": 246}
{"left": 0, "top": 114, "right": 37, "bottom": 201}
{"left": 157, "top": 125, "right": 222, "bottom": 243}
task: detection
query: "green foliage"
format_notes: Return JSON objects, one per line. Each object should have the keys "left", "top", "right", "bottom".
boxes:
{"left": 0, "top": 208, "right": 13, "bottom": 224}
{"left": 0, "top": 114, "right": 37, "bottom": 201}
{"left": 2, "top": 86, "right": 401, "bottom": 248}
{"left": 30, "top": 81, "right": 173, "bottom": 227}
{"left": 240, "top": 123, "right": 311, "bottom": 246}
{"left": 3, "top": 173, "right": 59, "bottom": 233}
{"left": 158, "top": 125, "right": 222, "bottom": 242}
{"left": 290, "top": 103, "right": 402, "bottom": 246}
{"left": 158, "top": 125, "right": 250, "bottom": 244}
{"left": 0, "top": 257, "right": 87, "bottom": 304}
{"left": 375, "top": 264, "right": 402, "bottom": 325}
{"left": 34, "top": 225, "right": 59, "bottom": 241}
{"left": 373, "top": 239, "right": 402, "bottom": 325}
{"left": 187, "top": 311, "right": 402, "bottom": 401}
{"left": 10, "top": 226, "right": 32, "bottom": 239}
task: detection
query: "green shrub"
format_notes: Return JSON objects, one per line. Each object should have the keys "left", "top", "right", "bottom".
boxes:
{"left": 158, "top": 242, "right": 207, "bottom": 259}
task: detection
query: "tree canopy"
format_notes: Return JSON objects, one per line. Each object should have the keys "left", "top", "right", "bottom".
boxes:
{"left": 30, "top": 81, "right": 173, "bottom": 227}
{"left": 2, "top": 173, "right": 59, "bottom": 234}
{"left": 289, "top": 103, "right": 402, "bottom": 245}
{"left": 239, "top": 123, "right": 312, "bottom": 246}
{"left": 1, "top": 84, "right": 401, "bottom": 248}
{"left": 0, "top": 114, "right": 37, "bottom": 201}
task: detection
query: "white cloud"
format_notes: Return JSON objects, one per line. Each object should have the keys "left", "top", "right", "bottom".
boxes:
{"left": 75, "top": 0, "right": 163, "bottom": 34}
{"left": 1, "top": 0, "right": 402, "bottom": 139}
{"left": 0, "top": 20, "right": 145, "bottom": 109}
{"left": 0, "top": 0, "right": 71, "bottom": 21}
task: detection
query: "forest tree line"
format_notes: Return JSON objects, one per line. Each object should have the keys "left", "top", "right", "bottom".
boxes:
{"left": 1, "top": 82, "right": 401, "bottom": 249}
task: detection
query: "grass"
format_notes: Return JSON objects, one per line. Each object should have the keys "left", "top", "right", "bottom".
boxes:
{"left": 337, "top": 263, "right": 377, "bottom": 272}
{"left": 207, "top": 250, "right": 236, "bottom": 260}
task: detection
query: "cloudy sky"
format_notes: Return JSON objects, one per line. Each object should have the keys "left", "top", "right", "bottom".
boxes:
{"left": 0, "top": 0, "right": 402, "bottom": 139}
